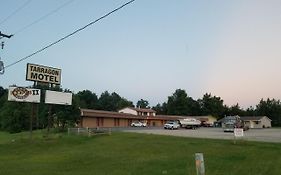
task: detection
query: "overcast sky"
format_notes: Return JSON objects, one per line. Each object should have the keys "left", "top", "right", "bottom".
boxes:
{"left": 0, "top": 0, "right": 281, "bottom": 108}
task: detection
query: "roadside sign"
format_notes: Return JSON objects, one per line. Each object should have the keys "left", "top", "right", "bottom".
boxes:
{"left": 45, "top": 90, "right": 72, "bottom": 105}
{"left": 195, "top": 153, "right": 205, "bottom": 175}
{"left": 26, "top": 63, "right": 61, "bottom": 85}
{"left": 8, "top": 86, "right": 41, "bottom": 103}
{"left": 234, "top": 128, "right": 244, "bottom": 137}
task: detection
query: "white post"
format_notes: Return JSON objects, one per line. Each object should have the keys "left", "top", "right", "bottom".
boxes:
{"left": 195, "top": 153, "right": 205, "bottom": 175}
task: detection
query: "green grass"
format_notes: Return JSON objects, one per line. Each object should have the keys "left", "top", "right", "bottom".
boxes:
{"left": 0, "top": 131, "right": 280, "bottom": 175}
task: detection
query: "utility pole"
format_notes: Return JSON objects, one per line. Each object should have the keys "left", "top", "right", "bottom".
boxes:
{"left": 0, "top": 31, "right": 13, "bottom": 39}
{"left": 0, "top": 31, "right": 13, "bottom": 74}
{"left": 0, "top": 57, "right": 4, "bottom": 74}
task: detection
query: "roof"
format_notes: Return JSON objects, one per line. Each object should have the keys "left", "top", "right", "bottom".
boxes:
{"left": 81, "top": 109, "right": 183, "bottom": 120}
{"left": 155, "top": 115, "right": 186, "bottom": 120}
{"left": 81, "top": 109, "right": 142, "bottom": 119}
{"left": 217, "top": 116, "right": 272, "bottom": 122}
{"left": 80, "top": 109, "right": 219, "bottom": 121}
{"left": 217, "top": 116, "right": 240, "bottom": 123}
{"left": 188, "top": 116, "right": 215, "bottom": 120}
{"left": 124, "top": 107, "right": 156, "bottom": 113}
{"left": 241, "top": 116, "right": 272, "bottom": 121}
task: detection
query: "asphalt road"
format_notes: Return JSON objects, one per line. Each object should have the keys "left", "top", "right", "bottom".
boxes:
{"left": 124, "top": 127, "right": 281, "bottom": 143}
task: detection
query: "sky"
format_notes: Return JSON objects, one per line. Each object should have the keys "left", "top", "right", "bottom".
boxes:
{"left": 0, "top": 0, "right": 281, "bottom": 109}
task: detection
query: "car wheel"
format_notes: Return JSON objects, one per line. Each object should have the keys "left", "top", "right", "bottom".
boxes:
{"left": 171, "top": 127, "right": 174, "bottom": 130}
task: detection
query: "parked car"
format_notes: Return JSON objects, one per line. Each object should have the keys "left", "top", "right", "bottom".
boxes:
{"left": 164, "top": 121, "right": 180, "bottom": 130}
{"left": 131, "top": 121, "right": 147, "bottom": 127}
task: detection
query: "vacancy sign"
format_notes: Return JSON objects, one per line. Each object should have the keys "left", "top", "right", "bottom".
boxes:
{"left": 234, "top": 128, "right": 244, "bottom": 137}
{"left": 45, "top": 90, "right": 72, "bottom": 105}
{"left": 8, "top": 87, "right": 41, "bottom": 103}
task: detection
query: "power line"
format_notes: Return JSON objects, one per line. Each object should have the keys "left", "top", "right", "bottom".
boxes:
{"left": 13, "top": 0, "right": 75, "bottom": 35}
{"left": 4, "top": 0, "right": 136, "bottom": 70}
{"left": 0, "top": 0, "right": 32, "bottom": 26}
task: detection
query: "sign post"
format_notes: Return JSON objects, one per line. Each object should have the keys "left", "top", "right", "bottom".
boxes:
{"left": 8, "top": 87, "right": 41, "bottom": 140}
{"left": 47, "top": 105, "right": 52, "bottom": 137}
{"left": 30, "top": 103, "right": 35, "bottom": 140}
{"left": 45, "top": 90, "right": 72, "bottom": 136}
{"left": 26, "top": 63, "right": 63, "bottom": 137}
{"left": 195, "top": 153, "right": 205, "bottom": 175}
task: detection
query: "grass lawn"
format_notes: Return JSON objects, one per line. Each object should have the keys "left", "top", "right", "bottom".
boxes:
{"left": 0, "top": 130, "right": 280, "bottom": 175}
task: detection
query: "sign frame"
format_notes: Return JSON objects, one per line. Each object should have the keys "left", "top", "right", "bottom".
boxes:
{"left": 8, "top": 86, "right": 41, "bottom": 103}
{"left": 234, "top": 128, "right": 244, "bottom": 137}
{"left": 26, "top": 63, "right": 62, "bottom": 85}
{"left": 45, "top": 90, "right": 72, "bottom": 105}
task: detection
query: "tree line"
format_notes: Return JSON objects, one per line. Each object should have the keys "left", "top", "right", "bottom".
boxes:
{"left": 0, "top": 87, "right": 280, "bottom": 133}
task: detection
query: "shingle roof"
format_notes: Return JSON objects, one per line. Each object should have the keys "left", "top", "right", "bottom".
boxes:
{"left": 81, "top": 109, "right": 141, "bottom": 119}
{"left": 153, "top": 115, "right": 185, "bottom": 120}
{"left": 81, "top": 109, "right": 219, "bottom": 121}
{"left": 126, "top": 107, "right": 156, "bottom": 113}
{"left": 81, "top": 109, "right": 181, "bottom": 120}
{"left": 241, "top": 116, "right": 271, "bottom": 121}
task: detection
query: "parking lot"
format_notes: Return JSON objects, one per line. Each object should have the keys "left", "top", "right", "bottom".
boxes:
{"left": 125, "top": 127, "right": 281, "bottom": 143}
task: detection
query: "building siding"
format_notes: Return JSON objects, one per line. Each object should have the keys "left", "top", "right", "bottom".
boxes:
{"left": 80, "top": 108, "right": 219, "bottom": 128}
{"left": 243, "top": 116, "right": 272, "bottom": 128}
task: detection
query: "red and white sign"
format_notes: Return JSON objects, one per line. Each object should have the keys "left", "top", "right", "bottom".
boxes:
{"left": 8, "top": 87, "right": 41, "bottom": 103}
{"left": 234, "top": 128, "right": 244, "bottom": 137}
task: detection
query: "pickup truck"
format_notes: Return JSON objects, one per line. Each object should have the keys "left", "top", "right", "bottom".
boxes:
{"left": 164, "top": 121, "right": 180, "bottom": 130}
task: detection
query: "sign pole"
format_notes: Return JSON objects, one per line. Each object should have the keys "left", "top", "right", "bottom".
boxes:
{"left": 47, "top": 104, "right": 52, "bottom": 137}
{"left": 195, "top": 153, "right": 205, "bottom": 175}
{"left": 29, "top": 103, "right": 34, "bottom": 140}
{"left": 234, "top": 128, "right": 244, "bottom": 144}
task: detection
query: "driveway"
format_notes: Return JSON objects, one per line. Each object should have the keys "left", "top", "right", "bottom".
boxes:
{"left": 124, "top": 127, "right": 281, "bottom": 143}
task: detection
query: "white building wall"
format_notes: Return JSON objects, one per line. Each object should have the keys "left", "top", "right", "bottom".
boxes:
{"left": 261, "top": 117, "right": 272, "bottom": 128}
{"left": 207, "top": 116, "right": 217, "bottom": 124}
{"left": 118, "top": 108, "right": 137, "bottom": 115}
{"left": 246, "top": 117, "right": 272, "bottom": 128}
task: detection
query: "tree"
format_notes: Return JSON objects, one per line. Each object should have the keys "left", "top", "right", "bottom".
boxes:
{"left": 166, "top": 89, "right": 198, "bottom": 115}
{"left": 98, "top": 91, "right": 134, "bottom": 111}
{"left": 256, "top": 98, "right": 281, "bottom": 126}
{"left": 136, "top": 99, "right": 149, "bottom": 108}
{"left": 245, "top": 106, "right": 256, "bottom": 116}
{"left": 152, "top": 103, "right": 168, "bottom": 115}
{"left": 116, "top": 98, "right": 134, "bottom": 110}
{"left": 0, "top": 102, "right": 30, "bottom": 133}
{"left": 198, "top": 93, "right": 224, "bottom": 118}
{"left": 98, "top": 91, "right": 116, "bottom": 111}
{"left": 49, "top": 89, "right": 80, "bottom": 131}
{"left": 225, "top": 103, "right": 245, "bottom": 116}
{"left": 76, "top": 90, "right": 98, "bottom": 109}
{"left": 0, "top": 87, "right": 7, "bottom": 111}
{"left": 0, "top": 86, "right": 6, "bottom": 97}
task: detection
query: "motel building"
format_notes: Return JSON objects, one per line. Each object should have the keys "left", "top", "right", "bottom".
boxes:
{"left": 241, "top": 116, "right": 272, "bottom": 128}
{"left": 79, "top": 107, "right": 217, "bottom": 128}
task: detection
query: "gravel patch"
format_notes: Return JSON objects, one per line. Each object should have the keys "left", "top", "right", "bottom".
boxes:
{"left": 124, "top": 127, "right": 281, "bottom": 143}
